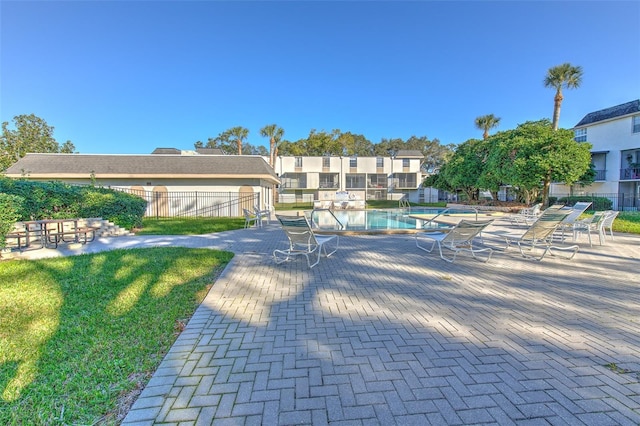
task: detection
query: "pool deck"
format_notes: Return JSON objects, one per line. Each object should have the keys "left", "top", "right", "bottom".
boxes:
{"left": 12, "top": 217, "right": 640, "bottom": 424}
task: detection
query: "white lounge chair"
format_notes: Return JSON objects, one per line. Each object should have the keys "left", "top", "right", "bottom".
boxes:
{"left": 274, "top": 215, "right": 339, "bottom": 268}
{"left": 556, "top": 201, "right": 593, "bottom": 240}
{"left": 504, "top": 209, "right": 579, "bottom": 261}
{"left": 415, "top": 219, "right": 495, "bottom": 263}
{"left": 509, "top": 203, "right": 542, "bottom": 226}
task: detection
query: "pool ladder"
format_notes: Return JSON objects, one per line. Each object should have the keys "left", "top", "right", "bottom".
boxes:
{"left": 417, "top": 207, "right": 480, "bottom": 228}
{"left": 309, "top": 208, "right": 345, "bottom": 230}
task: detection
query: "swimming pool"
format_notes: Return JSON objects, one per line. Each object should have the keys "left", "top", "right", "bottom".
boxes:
{"left": 308, "top": 207, "right": 452, "bottom": 233}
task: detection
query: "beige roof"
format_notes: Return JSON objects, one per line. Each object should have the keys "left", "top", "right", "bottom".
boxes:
{"left": 5, "top": 153, "right": 279, "bottom": 183}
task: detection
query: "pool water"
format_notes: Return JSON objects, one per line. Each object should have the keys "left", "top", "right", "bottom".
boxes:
{"left": 308, "top": 207, "right": 450, "bottom": 232}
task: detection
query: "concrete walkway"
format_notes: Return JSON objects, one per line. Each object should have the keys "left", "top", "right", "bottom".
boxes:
{"left": 14, "top": 219, "right": 640, "bottom": 425}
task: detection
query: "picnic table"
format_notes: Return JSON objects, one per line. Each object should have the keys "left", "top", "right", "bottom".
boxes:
{"left": 7, "top": 219, "right": 98, "bottom": 250}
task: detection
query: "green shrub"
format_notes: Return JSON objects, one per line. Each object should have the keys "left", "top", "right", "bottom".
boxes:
{"left": 556, "top": 195, "right": 613, "bottom": 211}
{"left": 0, "top": 177, "right": 81, "bottom": 219}
{"left": 78, "top": 187, "right": 147, "bottom": 229}
{"left": 0, "top": 178, "right": 146, "bottom": 230}
{"left": 0, "top": 193, "right": 24, "bottom": 248}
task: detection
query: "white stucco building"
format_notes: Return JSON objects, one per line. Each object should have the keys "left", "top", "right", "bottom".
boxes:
{"left": 551, "top": 99, "right": 640, "bottom": 210}
{"left": 4, "top": 151, "right": 279, "bottom": 217}
{"left": 273, "top": 150, "right": 427, "bottom": 203}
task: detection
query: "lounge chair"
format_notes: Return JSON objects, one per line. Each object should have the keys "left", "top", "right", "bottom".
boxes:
{"left": 243, "top": 208, "right": 259, "bottom": 228}
{"left": 273, "top": 215, "right": 339, "bottom": 268}
{"left": 415, "top": 219, "right": 495, "bottom": 263}
{"left": 508, "top": 203, "right": 542, "bottom": 226}
{"left": 504, "top": 209, "right": 579, "bottom": 261}
{"left": 556, "top": 201, "right": 593, "bottom": 241}
{"left": 602, "top": 210, "right": 619, "bottom": 240}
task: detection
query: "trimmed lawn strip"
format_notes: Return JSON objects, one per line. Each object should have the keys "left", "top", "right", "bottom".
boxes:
{"left": 0, "top": 247, "right": 233, "bottom": 425}
{"left": 137, "top": 217, "right": 245, "bottom": 235}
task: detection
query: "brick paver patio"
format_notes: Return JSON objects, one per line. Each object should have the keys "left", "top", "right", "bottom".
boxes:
{"left": 34, "top": 218, "right": 640, "bottom": 425}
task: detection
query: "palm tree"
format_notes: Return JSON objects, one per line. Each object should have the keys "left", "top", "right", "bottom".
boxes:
{"left": 475, "top": 114, "right": 501, "bottom": 139}
{"left": 228, "top": 126, "right": 249, "bottom": 155}
{"left": 260, "top": 124, "right": 285, "bottom": 167}
{"left": 544, "top": 63, "right": 583, "bottom": 130}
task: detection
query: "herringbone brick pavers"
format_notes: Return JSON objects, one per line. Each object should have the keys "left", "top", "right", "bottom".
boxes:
{"left": 106, "top": 222, "right": 640, "bottom": 425}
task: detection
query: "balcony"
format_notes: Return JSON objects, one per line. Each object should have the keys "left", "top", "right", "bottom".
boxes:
{"left": 594, "top": 169, "right": 606, "bottom": 181}
{"left": 319, "top": 181, "right": 339, "bottom": 189}
{"left": 394, "top": 173, "right": 418, "bottom": 188}
{"left": 620, "top": 167, "right": 640, "bottom": 180}
{"left": 281, "top": 181, "right": 308, "bottom": 189}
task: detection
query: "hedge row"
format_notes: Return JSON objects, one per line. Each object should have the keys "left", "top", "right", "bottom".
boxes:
{"left": 0, "top": 193, "right": 24, "bottom": 248}
{"left": 0, "top": 177, "right": 147, "bottom": 230}
{"left": 551, "top": 195, "right": 613, "bottom": 211}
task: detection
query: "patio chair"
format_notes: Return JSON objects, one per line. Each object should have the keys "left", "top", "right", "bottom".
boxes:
{"left": 415, "top": 219, "right": 495, "bottom": 263}
{"left": 254, "top": 205, "right": 271, "bottom": 226}
{"left": 504, "top": 209, "right": 579, "bottom": 261}
{"left": 555, "top": 201, "right": 593, "bottom": 240}
{"left": 243, "top": 208, "right": 259, "bottom": 228}
{"left": 602, "top": 210, "right": 620, "bottom": 240}
{"left": 273, "top": 215, "right": 339, "bottom": 268}
{"left": 508, "top": 203, "right": 542, "bottom": 226}
{"left": 572, "top": 210, "right": 608, "bottom": 246}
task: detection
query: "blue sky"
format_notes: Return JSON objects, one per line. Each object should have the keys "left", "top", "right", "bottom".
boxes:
{"left": 2, "top": 1, "right": 639, "bottom": 155}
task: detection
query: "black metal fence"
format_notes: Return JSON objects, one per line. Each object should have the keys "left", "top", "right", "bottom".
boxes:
{"left": 112, "top": 188, "right": 260, "bottom": 218}
{"left": 552, "top": 192, "right": 639, "bottom": 211}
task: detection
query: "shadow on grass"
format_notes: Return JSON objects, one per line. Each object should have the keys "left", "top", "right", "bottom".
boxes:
{"left": 0, "top": 247, "right": 233, "bottom": 425}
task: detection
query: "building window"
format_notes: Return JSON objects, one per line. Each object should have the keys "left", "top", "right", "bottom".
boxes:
{"left": 367, "top": 174, "right": 387, "bottom": 188}
{"left": 402, "top": 159, "right": 410, "bottom": 168}
{"left": 294, "top": 157, "right": 303, "bottom": 168}
{"left": 281, "top": 173, "right": 306, "bottom": 189}
{"left": 349, "top": 157, "right": 357, "bottom": 168}
{"left": 395, "top": 173, "right": 417, "bottom": 188}
{"left": 319, "top": 173, "right": 338, "bottom": 189}
{"left": 322, "top": 156, "right": 330, "bottom": 168}
{"left": 376, "top": 157, "right": 384, "bottom": 168}
{"left": 574, "top": 128, "right": 587, "bottom": 142}
{"left": 633, "top": 116, "right": 640, "bottom": 133}
{"left": 345, "top": 174, "right": 365, "bottom": 189}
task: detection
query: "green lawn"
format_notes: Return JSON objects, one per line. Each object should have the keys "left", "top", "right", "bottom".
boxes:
{"left": 0, "top": 247, "right": 233, "bottom": 425}
{"left": 578, "top": 210, "right": 640, "bottom": 235}
{"left": 137, "top": 216, "right": 245, "bottom": 235}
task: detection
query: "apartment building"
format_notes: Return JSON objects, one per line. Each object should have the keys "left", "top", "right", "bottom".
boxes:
{"left": 274, "top": 150, "right": 425, "bottom": 203}
{"left": 551, "top": 99, "right": 640, "bottom": 210}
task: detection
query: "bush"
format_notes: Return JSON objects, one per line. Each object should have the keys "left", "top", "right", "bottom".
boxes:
{"left": 78, "top": 187, "right": 147, "bottom": 229}
{"left": 0, "top": 177, "right": 146, "bottom": 230}
{"left": 556, "top": 195, "right": 613, "bottom": 211}
{"left": 0, "top": 178, "right": 81, "bottom": 219}
{"left": 0, "top": 193, "right": 24, "bottom": 248}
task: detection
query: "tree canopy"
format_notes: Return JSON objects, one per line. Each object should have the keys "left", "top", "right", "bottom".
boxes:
{"left": 474, "top": 114, "right": 501, "bottom": 140}
{"left": 1, "top": 114, "right": 75, "bottom": 172}
{"left": 429, "top": 120, "right": 592, "bottom": 206}
{"left": 544, "top": 63, "right": 583, "bottom": 131}
{"left": 195, "top": 127, "right": 266, "bottom": 156}
{"left": 260, "top": 124, "right": 285, "bottom": 167}
{"left": 276, "top": 130, "right": 454, "bottom": 174}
